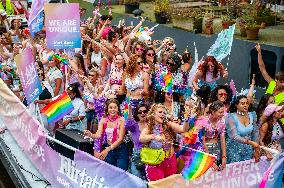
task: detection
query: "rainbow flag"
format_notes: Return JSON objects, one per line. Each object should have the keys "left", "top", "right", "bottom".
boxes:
{"left": 182, "top": 148, "right": 216, "bottom": 180}
{"left": 123, "top": 97, "right": 130, "bottom": 120}
{"left": 41, "top": 91, "right": 74, "bottom": 123}
{"left": 161, "top": 71, "right": 172, "bottom": 94}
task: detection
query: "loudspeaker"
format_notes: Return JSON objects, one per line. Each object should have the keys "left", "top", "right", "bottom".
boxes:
{"left": 53, "top": 129, "right": 94, "bottom": 160}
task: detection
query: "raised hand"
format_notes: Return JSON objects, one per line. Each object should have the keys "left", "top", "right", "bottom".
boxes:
{"left": 255, "top": 43, "right": 261, "bottom": 53}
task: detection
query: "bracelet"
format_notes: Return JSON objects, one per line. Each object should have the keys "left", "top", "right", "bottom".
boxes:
{"left": 222, "top": 156, "right": 227, "bottom": 159}
{"left": 110, "top": 145, "right": 114, "bottom": 150}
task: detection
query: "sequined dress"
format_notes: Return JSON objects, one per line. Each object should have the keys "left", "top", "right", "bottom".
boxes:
{"left": 226, "top": 112, "right": 259, "bottom": 163}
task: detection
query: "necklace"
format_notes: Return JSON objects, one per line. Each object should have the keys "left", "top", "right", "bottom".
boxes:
{"left": 107, "top": 114, "right": 118, "bottom": 122}
{"left": 237, "top": 110, "right": 247, "bottom": 116}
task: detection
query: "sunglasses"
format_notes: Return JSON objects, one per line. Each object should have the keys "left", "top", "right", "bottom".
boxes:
{"left": 138, "top": 110, "right": 147, "bottom": 114}
{"left": 89, "top": 74, "right": 95, "bottom": 77}
{"left": 147, "top": 53, "right": 155, "bottom": 57}
{"left": 218, "top": 93, "right": 227, "bottom": 97}
{"left": 135, "top": 47, "right": 144, "bottom": 52}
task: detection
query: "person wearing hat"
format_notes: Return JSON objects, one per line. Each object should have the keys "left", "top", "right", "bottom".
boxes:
{"left": 259, "top": 104, "right": 284, "bottom": 160}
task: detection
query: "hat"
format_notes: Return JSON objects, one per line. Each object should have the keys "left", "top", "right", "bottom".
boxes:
{"left": 0, "top": 10, "right": 7, "bottom": 16}
{"left": 263, "top": 104, "right": 283, "bottom": 117}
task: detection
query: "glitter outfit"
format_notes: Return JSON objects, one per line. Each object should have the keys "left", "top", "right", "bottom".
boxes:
{"left": 226, "top": 112, "right": 259, "bottom": 164}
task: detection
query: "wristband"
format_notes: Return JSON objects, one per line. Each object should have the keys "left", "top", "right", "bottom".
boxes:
{"left": 222, "top": 156, "right": 227, "bottom": 159}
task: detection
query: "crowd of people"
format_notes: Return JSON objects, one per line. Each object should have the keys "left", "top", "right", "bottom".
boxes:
{"left": 0, "top": 5, "right": 283, "bottom": 182}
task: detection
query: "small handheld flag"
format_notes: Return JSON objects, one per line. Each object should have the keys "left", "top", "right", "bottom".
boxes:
{"left": 182, "top": 148, "right": 216, "bottom": 180}
{"left": 123, "top": 97, "right": 130, "bottom": 120}
{"left": 161, "top": 71, "right": 173, "bottom": 94}
{"left": 41, "top": 91, "right": 74, "bottom": 123}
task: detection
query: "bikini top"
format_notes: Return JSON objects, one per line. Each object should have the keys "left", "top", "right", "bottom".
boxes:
{"left": 149, "top": 124, "right": 172, "bottom": 150}
{"left": 125, "top": 72, "right": 144, "bottom": 91}
{"left": 109, "top": 67, "right": 123, "bottom": 86}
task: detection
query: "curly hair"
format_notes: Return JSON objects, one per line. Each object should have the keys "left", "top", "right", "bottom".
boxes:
{"left": 196, "top": 85, "right": 211, "bottom": 107}
{"left": 146, "top": 103, "right": 174, "bottom": 140}
{"left": 103, "top": 98, "right": 121, "bottom": 117}
{"left": 209, "top": 85, "right": 233, "bottom": 105}
{"left": 198, "top": 56, "right": 223, "bottom": 81}
{"left": 132, "top": 41, "right": 146, "bottom": 55}
{"left": 125, "top": 54, "right": 139, "bottom": 76}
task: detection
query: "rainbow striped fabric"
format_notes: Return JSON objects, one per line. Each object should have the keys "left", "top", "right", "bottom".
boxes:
{"left": 182, "top": 149, "right": 216, "bottom": 180}
{"left": 123, "top": 97, "right": 130, "bottom": 120}
{"left": 41, "top": 91, "right": 74, "bottom": 123}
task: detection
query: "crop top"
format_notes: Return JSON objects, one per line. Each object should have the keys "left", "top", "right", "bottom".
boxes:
{"left": 125, "top": 72, "right": 144, "bottom": 91}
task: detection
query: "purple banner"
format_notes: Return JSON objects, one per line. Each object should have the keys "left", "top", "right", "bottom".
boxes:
{"left": 0, "top": 79, "right": 147, "bottom": 188}
{"left": 44, "top": 3, "right": 81, "bottom": 49}
{"left": 14, "top": 47, "right": 42, "bottom": 105}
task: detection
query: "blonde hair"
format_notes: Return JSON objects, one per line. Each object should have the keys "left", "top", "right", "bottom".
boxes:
{"left": 146, "top": 103, "right": 174, "bottom": 139}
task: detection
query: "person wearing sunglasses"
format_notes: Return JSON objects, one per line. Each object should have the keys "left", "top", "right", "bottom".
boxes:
{"left": 132, "top": 41, "right": 146, "bottom": 57}
{"left": 142, "top": 47, "right": 157, "bottom": 74}
{"left": 124, "top": 103, "right": 149, "bottom": 179}
{"left": 208, "top": 85, "right": 233, "bottom": 113}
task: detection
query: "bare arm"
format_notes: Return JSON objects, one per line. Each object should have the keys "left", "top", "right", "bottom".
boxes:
{"left": 100, "top": 58, "right": 108, "bottom": 78}
{"left": 220, "top": 134, "right": 226, "bottom": 159}
{"left": 167, "top": 120, "right": 189, "bottom": 134}
{"left": 53, "top": 78, "right": 62, "bottom": 97}
{"left": 247, "top": 74, "right": 255, "bottom": 105}
{"left": 255, "top": 43, "right": 273, "bottom": 83}
{"left": 139, "top": 127, "right": 155, "bottom": 143}
{"left": 92, "top": 118, "right": 105, "bottom": 139}
{"left": 142, "top": 72, "right": 150, "bottom": 96}
{"left": 192, "top": 70, "right": 202, "bottom": 90}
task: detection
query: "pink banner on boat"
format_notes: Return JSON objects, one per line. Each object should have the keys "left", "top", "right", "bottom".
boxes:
{"left": 0, "top": 78, "right": 146, "bottom": 188}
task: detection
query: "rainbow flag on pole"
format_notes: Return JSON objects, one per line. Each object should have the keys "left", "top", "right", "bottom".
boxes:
{"left": 41, "top": 91, "right": 74, "bottom": 123}
{"left": 182, "top": 148, "right": 216, "bottom": 180}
